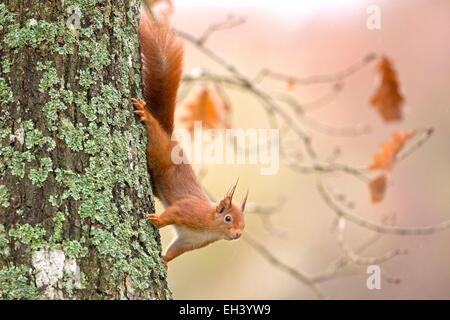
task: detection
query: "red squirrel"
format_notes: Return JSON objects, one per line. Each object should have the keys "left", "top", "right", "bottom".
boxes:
{"left": 131, "top": 8, "right": 248, "bottom": 265}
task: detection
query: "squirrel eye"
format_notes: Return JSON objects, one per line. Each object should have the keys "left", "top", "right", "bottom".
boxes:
{"left": 224, "top": 215, "right": 232, "bottom": 223}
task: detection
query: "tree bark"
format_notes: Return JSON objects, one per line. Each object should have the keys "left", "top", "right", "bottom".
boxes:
{"left": 0, "top": 0, "right": 170, "bottom": 299}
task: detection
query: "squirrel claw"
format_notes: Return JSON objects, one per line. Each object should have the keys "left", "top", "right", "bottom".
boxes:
{"left": 131, "top": 98, "right": 146, "bottom": 110}
{"left": 132, "top": 98, "right": 150, "bottom": 123}
{"left": 147, "top": 213, "right": 163, "bottom": 228}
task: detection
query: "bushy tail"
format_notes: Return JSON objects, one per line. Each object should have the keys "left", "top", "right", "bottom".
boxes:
{"left": 139, "top": 8, "right": 183, "bottom": 134}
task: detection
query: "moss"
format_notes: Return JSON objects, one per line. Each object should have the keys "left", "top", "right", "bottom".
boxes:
{"left": 0, "top": 265, "right": 39, "bottom": 299}
{"left": 28, "top": 157, "right": 53, "bottom": 186}
{"left": 0, "top": 185, "right": 9, "bottom": 208}
{"left": 9, "top": 223, "right": 46, "bottom": 251}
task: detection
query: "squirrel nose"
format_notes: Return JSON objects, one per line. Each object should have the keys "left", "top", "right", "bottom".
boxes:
{"left": 234, "top": 232, "right": 242, "bottom": 239}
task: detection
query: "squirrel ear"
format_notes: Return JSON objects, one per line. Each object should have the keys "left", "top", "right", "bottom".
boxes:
{"left": 217, "top": 198, "right": 230, "bottom": 213}
{"left": 241, "top": 188, "right": 249, "bottom": 213}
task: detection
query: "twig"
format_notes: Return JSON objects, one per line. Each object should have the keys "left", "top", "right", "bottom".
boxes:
{"left": 397, "top": 127, "right": 434, "bottom": 163}
{"left": 253, "top": 53, "right": 377, "bottom": 86}
{"left": 243, "top": 234, "right": 324, "bottom": 299}
{"left": 198, "top": 14, "right": 246, "bottom": 44}
{"left": 246, "top": 198, "right": 287, "bottom": 237}
{"left": 336, "top": 218, "right": 408, "bottom": 265}
{"left": 276, "top": 93, "right": 371, "bottom": 137}
{"left": 316, "top": 175, "right": 450, "bottom": 235}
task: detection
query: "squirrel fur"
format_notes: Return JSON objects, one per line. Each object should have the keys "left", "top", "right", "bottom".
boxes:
{"left": 132, "top": 7, "right": 248, "bottom": 265}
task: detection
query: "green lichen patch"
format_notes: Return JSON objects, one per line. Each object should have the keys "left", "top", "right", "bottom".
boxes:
{"left": 0, "top": 4, "right": 13, "bottom": 24}
{"left": 42, "top": 97, "right": 68, "bottom": 132}
{"left": 37, "top": 62, "right": 61, "bottom": 93}
{"left": 0, "top": 77, "right": 13, "bottom": 107}
{"left": 0, "top": 225, "right": 9, "bottom": 258}
{"left": 23, "top": 122, "right": 56, "bottom": 151}
{"left": 79, "top": 34, "right": 111, "bottom": 72}
{"left": 58, "top": 118, "right": 88, "bottom": 152}
{"left": 49, "top": 211, "right": 66, "bottom": 244}
{"left": 28, "top": 157, "right": 53, "bottom": 186}
{"left": 0, "top": 185, "right": 10, "bottom": 208}
{"left": 3, "top": 15, "right": 76, "bottom": 55}
{"left": 37, "top": 62, "right": 73, "bottom": 132}
{"left": 1, "top": 58, "right": 11, "bottom": 74}
{"left": 62, "top": 240, "right": 88, "bottom": 259}
{"left": 0, "top": 145, "right": 35, "bottom": 178}
{"left": 9, "top": 223, "right": 46, "bottom": 251}
{"left": 0, "top": 265, "right": 39, "bottom": 299}
{"left": 78, "top": 69, "right": 94, "bottom": 89}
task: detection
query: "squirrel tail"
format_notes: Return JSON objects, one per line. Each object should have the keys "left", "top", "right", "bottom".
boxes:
{"left": 139, "top": 8, "right": 183, "bottom": 135}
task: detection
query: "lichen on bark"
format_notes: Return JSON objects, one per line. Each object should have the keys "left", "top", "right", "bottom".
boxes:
{"left": 0, "top": 0, "right": 170, "bottom": 299}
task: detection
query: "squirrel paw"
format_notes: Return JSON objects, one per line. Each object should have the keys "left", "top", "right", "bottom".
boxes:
{"left": 131, "top": 98, "right": 150, "bottom": 123}
{"left": 147, "top": 213, "right": 163, "bottom": 228}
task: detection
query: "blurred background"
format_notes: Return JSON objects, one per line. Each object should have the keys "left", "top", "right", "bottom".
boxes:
{"left": 156, "top": 0, "right": 450, "bottom": 299}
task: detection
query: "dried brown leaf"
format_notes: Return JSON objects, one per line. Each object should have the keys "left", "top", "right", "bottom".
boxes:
{"left": 370, "top": 56, "right": 404, "bottom": 122}
{"left": 369, "top": 174, "right": 387, "bottom": 203}
{"left": 179, "top": 88, "right": 231, "bottom": 132}
{"left": 369, "top": 131, "right": 412, "bottom": 171}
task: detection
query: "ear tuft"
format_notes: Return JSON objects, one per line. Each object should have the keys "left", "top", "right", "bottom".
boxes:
{"left": 241, "top": 188, "right": 249, "bottom": 213}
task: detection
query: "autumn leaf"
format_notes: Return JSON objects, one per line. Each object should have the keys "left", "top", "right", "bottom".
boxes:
{"left": 370, "top": 56, "right": 404, "bottom": 122}
{"left": 179, "top": 88, "right": 231, "bottom": 132}
{"left": 369, "top": 174, "right": 387, "bottom": 203}
{"left": 369, "top": 130, "right": 412, "bottom": 171}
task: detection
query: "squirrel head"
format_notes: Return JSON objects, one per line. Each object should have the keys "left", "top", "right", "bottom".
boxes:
{"left": 215, "top": 178, "right": 248, "bottom": 240}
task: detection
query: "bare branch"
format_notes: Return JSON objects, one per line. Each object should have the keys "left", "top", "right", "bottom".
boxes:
{"left": 243, "top": 234, "right": 324, "bottom": 299}
{"left": 198, "top": 14, "right": 246, "bottom": 44}
{"left": 246, "top": 198, "right": 287, "bottom": 237}
{"left": 316, "top": 175, "right": 450, "bottom": 235}
{"left": 253, "top": 53, "right": 377, "bottom": 86}
{"left": 397, "top": 127, "right": 434, "bottom": 163}
{"left": 336, "top": 218, "right": 408, "bottom": 265}
{"left": 276, "top": 93, "right": 371, "bottom": 137}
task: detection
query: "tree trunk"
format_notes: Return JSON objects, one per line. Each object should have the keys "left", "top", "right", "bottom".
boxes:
{"left": 0, "top": 0, "right": 170, "bottom": 299}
